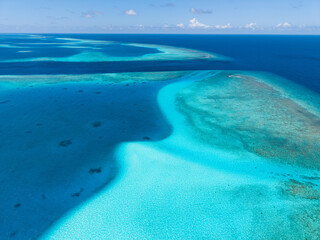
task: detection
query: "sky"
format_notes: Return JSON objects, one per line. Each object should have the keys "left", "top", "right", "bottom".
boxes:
{"left": 0, "top": 0, "right": 319, "bottom": 34}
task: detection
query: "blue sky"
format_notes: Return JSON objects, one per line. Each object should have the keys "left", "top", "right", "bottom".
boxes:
{"left": 0, "top": 0, "right": 319, "bottom": 34}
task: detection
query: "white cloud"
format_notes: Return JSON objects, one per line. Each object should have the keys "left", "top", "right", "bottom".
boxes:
{"left": 214, "top": 23, "right": 231, "bottom": 29}
{"left": 81, "top": 11, "right": 102, "bottom": 19}
{"left": 276, "top": 22, "right": 291, "bottom": 28}
{"left": 191, "top": 8, "right": 212, "bottom": 14}
{"left": 189, "top": 18, "right": 210, "bottom": 29}
{"left": 125, "top": 9, "right": 137, "bottom": 16}
{"left": 245, "top": 22, "right": 257, "bottom": 30}
{"left": 176, "top": 23, "right": 185, "bottom": 28}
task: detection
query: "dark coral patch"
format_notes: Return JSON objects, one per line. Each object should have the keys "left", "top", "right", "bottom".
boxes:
{"left": 89, "top": 167, "right": 102, "bottom": 174}
{"left": 282, "top": 179, "right": 320, "bottom": 200}
{"left": 71, "top": 192, "right": 80, "bottom": 197}
{"left": 9, "top": 231, "right": 17, "bottom": 238}
{"left": 71, "top": 188, "right": 84, "bottom": 198}
{"left": 14, "top": 203, "right": 21, "bottom": 209}
{"left": 92, "top": 121, "right": 102, "bottom": 128}
{"left": 0, "top": 100, "right": 10, "bottom": 104}
{"left": 59, "top": 140, "right": 72, "bottom": 147}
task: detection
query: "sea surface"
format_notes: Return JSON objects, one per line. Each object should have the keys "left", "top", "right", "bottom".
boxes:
{"left": 0, "top": 34, "right": 319, "bottom": 240}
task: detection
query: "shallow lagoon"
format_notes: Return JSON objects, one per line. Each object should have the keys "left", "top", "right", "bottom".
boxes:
{"left": 0, "top": 73, "right": 173, "bottom": 239}
{"left": 41, "top": 71, "right": 320, "bottom": 240}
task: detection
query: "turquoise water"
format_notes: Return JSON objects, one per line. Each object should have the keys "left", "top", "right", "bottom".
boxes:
{"left": 0, "top": 35, "right": 319, "bottom": 239}
{"left": 40, "top": 71, "right": 320, "bottom": 240}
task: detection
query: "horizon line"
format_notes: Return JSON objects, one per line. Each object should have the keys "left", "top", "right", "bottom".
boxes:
{"left": 0, "top": 32, "right": 320, "bottom": 36}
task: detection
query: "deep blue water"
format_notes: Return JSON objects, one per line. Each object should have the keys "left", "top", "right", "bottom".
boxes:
{"left": 0, "top": 46, "right": 79, "bottom": 61}
{"left": 99, "top": 43, "right": 160, "bottom": 57}
{"left": 72, "top": 34, "right": 320, "bottom": 93}
{"left": 1, "top": 34, "right": 318, "bottom": 93}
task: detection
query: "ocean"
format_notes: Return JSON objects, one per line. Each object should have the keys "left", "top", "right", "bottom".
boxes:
{"left": 1, "top": 34, "right": 319, "bottom": 92}
{"left": 0, "top": 34, "right": 319, "bottom": 239}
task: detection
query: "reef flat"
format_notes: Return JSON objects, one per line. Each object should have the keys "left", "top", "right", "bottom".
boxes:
{"left": 0, "top": 71, "right": 187, "bottom": 87}
{"left": 176, "top": 71, "right": 320, "bottom": 170}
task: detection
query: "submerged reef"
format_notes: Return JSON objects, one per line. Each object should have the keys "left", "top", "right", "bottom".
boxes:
{"left": 278, "top": 179, "right": 320, "bottom": 239}
{"left": 0, "top": 36, "right": 224, "bottom": 63}
{"left": 0, "top": 71, "right": 187, "bottom": 87}
{"left": 176, "top": 71, "right": 320, "bottom": 169}
{"left": 282, "top": 179, "right": 320, "bottom": 200}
